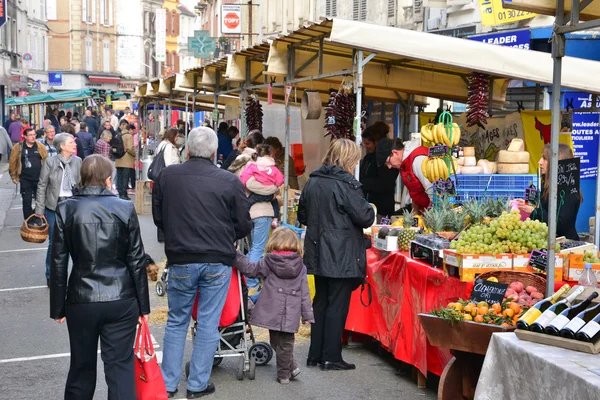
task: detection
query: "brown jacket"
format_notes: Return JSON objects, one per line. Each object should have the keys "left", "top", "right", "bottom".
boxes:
{"left": 115, "top": 132, "right": 136, "bottom": 169}
{"left": 9, "top": 141, "right": 48, "bottom": 182}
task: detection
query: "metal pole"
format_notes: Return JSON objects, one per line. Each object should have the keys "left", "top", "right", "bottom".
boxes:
{"left": 214, "top": 72, "right": 220, "bottom": 165}
{"left": 595, "top": 109, "right": 600, "bottom": 247}
{"left": 546, "top": 1, "right": 566, "bottom": 296}
{"left": 354, "top": 50, "right": 363, "bottom": 180}
{"left": 282, "top": 46, "right": 294, "bottom": 224}
{"left": 240, "top": 88, "right": 248, "bottom": 138}
{"left": 183, "top": 93, "right": 189, "bottom": 163}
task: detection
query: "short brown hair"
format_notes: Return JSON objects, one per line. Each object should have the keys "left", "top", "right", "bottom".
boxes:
{"left": 80, "top": 155, "right": 114, "bottom": 187}
{"left": 322, "top": 138, "right": 361, "bottom": 173}
{"left": 265, "top": 227, "right": 303, "bottom": 256}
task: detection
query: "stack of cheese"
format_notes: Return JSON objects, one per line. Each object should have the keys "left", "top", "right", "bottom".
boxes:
{"left": 496, "top": 139, "right": 530, "bottom": 174}
{"left": 458, "top": 147, "right": 483, "bottom": 174}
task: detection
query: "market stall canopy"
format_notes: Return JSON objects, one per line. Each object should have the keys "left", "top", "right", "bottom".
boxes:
{"left": 5, "top": 88, "right": 98, "bottom": 106}
{"left": 328, "top": 18, "right": 600, "bottom": 95}
{"left": 503, "top": 0, "right": 600, "bottom": 21}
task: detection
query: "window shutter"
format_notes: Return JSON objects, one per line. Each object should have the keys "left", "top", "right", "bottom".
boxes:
{"left": 82, "top": 0, "right": 87, "bottom": 22}
{"left": 388, "top": 0, "right": 396, "bottom": 19}
{"left": 175, "top": 12, "right": 180, "bottom": 37}
{"left": 109, "top": 0, "right": 113, "bottom": 26}
{"left": 326, "top": 0, "right": 331, "bottom": 16}
{"left": 352, "top": 0, "right": 359, "bottom": 20}
{"left": 414, "top": 0, "right": 423, "bottom": 22}
{"left": 166, "top": 9, "right": 171, "bottom": 34}
{"left": 332, "top": 0, "right": 337, "bottom": 16}
{"left": 174, "top": 52, "right": 180, "bottom": 73}
{"left": 100, "top": 0, "right": 105, "bottom": 25}
{"left": 91, "top": 0, "right": 96, "bottom": 23}
{"left": 360, "top": 0, "right": 367, "bottom": 21}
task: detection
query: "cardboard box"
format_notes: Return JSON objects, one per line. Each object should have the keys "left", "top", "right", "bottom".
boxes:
{"left": 444, "top": 250, "right": 513, "bottom": 282}
{"left": 563, "top": 253, "right": 600, "bottom": 282}
{"left": 374, "top": 236, "right": 398, "bottom": 252}
{"left": 513, "top": 254, "right": 563, "bottom": 282}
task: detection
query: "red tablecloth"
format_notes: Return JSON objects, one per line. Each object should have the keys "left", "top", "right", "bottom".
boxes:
{"left": 345, "top": 249, "right": 470, "bottom": 377}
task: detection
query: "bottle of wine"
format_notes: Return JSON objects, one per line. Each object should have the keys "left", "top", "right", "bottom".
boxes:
{"left": 576, "top": 309, "right": 600, "bottom": 343}
{"left": 516, "top": 284, "right": 571, "bottom": 330}
{"left": 529, "top": 286, "right": 586, "bottom": 333}
{"left": 545, "top": 291, "right": 600, "bottom": 336}
{"left": 560, "top": 302, "right": 600, "bottom": 339}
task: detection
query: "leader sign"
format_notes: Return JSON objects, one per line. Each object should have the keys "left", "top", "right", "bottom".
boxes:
{"left": 468, "top": 29, "right": 530, "bottom": 49}
{"left": 221, "top": 4, "right": 242, "bottom": 34}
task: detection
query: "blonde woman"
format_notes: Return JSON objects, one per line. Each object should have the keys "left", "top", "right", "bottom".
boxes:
{"left": 297, "top": 139, "right": 374, "bottom": 371}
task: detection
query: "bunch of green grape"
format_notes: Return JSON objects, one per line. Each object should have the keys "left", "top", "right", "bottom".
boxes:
{"left": 583, "top": 251, "right": 600, "bottom": 263}
{"left": 449, "top": 210, "right": 548, "bottom": 255}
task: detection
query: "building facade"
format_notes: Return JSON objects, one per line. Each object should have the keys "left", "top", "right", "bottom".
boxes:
{"left": 162, "top": 0, "right": 180, "bottom": 75}
{"left": 142, "top": 0, "right": 164, "bottom": 80}
{"left": 47, "top": 0, "right": 120, "bottom": 91}
{"left": 178, "top": 3, "right": 200, "bottom": 72}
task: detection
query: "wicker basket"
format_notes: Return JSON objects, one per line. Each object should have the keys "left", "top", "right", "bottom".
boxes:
{"left": 477, "top": 270, "right": 547, "bottom": 296}
{"left": 20, "top": 215, "right": 49, "bottom": 244}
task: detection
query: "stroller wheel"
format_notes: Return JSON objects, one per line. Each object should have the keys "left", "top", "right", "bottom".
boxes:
{"left": 156, "top": 281, "right": 166, "bottom": 297}
{"left": 249, "top": 342, "right": 273, "bottom": 366}
{"left": 185, "top": 361, "right": 190, "bottom": 379}
{"left": 246, "top": 355, "right": 256, "bottom": 380}
{"left": 213, "top": 356, "right": 223, "bottom": 367}
{"left": 236, "top": 356, "right": 245, "bottom": 381}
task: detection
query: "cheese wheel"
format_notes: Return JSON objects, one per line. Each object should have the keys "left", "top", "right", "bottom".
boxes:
{"left": 463, "top": 147, "right": 475, "bottom": 157}
{"left": 489, "top": 161, "right": 497, "bottom": 174}
{"left": 507, "top": 138, "right": 525, "bottom": 152}
{"left": 464, "top": 156, "right": 477, "bottom": 167}
{"left": 478, "top": 159, "right": 494, "bottom": 174}
{"left": 457, "top": 157, "right": 465, "bottom": 166}
{"left": 497, "top": 150, "right": 530, "bottom": 164}
{"left": 497, "top": 163, "right": 529, "bottom": 174}
{"left": 460, "top": 166, "right": 484, "bottom": 174}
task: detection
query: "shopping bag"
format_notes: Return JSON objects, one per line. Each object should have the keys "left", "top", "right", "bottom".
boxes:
{"left": 134, "top": 318, "right": 168, "bottom": 400}
{"left": 147, "top": 147, "right": 166, "bottom": 181}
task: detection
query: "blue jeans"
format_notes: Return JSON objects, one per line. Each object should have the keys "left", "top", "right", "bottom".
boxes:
{"left": 247, "top": 217, "right": 272, "bottom": 302}
{"left": 44, "top": 208, "right": 56, "bottom": 281}
{"left": 161, "top": 263, "right": 232, "bottom": 393}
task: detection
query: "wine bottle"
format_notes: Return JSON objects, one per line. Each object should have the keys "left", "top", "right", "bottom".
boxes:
{"left": 560, "top": 302, "right": 600, "bottom": 339}
{"left": 529, "top": 286, "right": 586, "bottom": 333}
{"left": 516, "top": 284, "right": 571, "bottom": 330}
{"left": 576, "top": 309, "right": 600, "bottom": 343}
{"left": 545, "top": 291, "right": 600, "bottom": 336}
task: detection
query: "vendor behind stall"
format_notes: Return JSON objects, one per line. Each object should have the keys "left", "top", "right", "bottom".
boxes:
{"left": 376, "top": 137, "right": 432, "bottom": 214}
{"left": 360, "top": 122, "right": 399, "bottom": 218}
{"left": 517, "top": 144, "right": 581, "bottom": 240}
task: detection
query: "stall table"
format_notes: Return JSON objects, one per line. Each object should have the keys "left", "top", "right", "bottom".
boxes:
{"left": 345, "top": 249, "right": 471, "bottom": 377}
{"left": 475, "top": 332, "right": 600, "bottom": 399}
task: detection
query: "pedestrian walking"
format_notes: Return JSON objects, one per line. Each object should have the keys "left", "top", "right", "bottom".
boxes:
{"left": 83, "top": 109, "right": 99, "bottom": 139}
{"left": 115, "top": 122, "right": 135, "bottom": 200}
{"left": 298, "top": 139, "right": 374, "bottom": 371}
{"left": 152, "top": 127, "right": 252, "bottom": 398}
{"left": 76, "top": 122, "right": 95, "bottom": 158}
{"left": 4, "top": 112, "right": 15, "bottom": 131}
{"left": 61, "top": 124, "right": 85, "bottom": 160}
{"left": 94, "top": 130, "right": 113, "bottom": 158}
{"left": 8, "top": 114, "right": 23, "bottom": 144}
{"left": 35, "top": 133, "right": 82, "bottom": 287}
{"left": 9, "top": 128, "right": 49, "bottom": 220}
{"left": 234, "top": 227, "right": 314, "bottom": 384}
{"left": 38, "top": 125, "right": 59, "bottom": 157}
{"left": 0, "top": 125, "right": 12, "bottom": 162}
{"left": 49, "top": 108, "right": 61, "bottom": 131}
{"left": 265, "top": 136, "right": 300, "bottom": 190}
{"left": 157, "top": 127, "right": 181, "bottom": 167}
{"left": 50, "top": 154, "right": 150, "bottom": 400}
{"left": 106, "top": 109, "right": 119, "bottom": 131}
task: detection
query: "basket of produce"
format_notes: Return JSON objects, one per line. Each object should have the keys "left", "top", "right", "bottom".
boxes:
{"left": 20, "top": 215, "right": 49, "bottom": 244}
{"left": 477, "top": 271, "right": 546, "bottom": 306}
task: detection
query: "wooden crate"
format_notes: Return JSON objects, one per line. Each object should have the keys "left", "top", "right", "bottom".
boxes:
{"left": 515, "top": 329, "right": 600, "bottom": 354}
{"left": 444, "top": 250, "right": 513, "bottom": 282}
{"left": 134, "top": 180, "right": 153, "bottom": 215}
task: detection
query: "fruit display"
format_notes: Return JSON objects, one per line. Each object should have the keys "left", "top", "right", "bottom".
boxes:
{"left": 583, "top": 251, "right": 600, "bottom": 263}
{"left": 503, "top": 280, "right": 545, "bottom": 308}
{"left": 420, "top": 122, "right": 461, "bottom": 146}
{"left": 422, "top": 156, "right": 458, "bottom": 182}
{"left": 244, "top": 96, "right": 263, "bottom": 133}
{"left": 422, "top": 202, "right": 466, "bottom": 234}
{"left": 466, "top": 72, "right": 490, "bottom": 127}
{"left": 449, "top": 209, "right": 548, "bottom": 255}
{"left": 397, "top": 210, "right": 417, "bottom": 251}
{"left": 430, "top": 296, "right": 526, "bottom": 327}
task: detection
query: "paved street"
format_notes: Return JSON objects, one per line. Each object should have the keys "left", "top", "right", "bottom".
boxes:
{"left": 0, "top": 161, "right": 437, "bottom": 400}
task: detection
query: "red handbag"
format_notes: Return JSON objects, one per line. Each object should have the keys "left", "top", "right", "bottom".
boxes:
{"left": 134, "top": 318, "right": 168, "bottom": 400}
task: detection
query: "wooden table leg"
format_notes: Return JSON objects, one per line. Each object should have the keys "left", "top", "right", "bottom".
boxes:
{"left": 417, "top": 370, "right": 427, "bottom": 389}
{"left": 438, "top": 357, "right": 462, "bottom": 400}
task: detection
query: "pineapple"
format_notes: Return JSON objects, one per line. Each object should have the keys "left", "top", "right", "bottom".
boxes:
{"left": 397, "top": 210, "right": 417, "bottom": 251}
{"left": 423, "top": 207, "right": 447, "bottom": 234}
{"left": 463, "top": 199, "right": 487, "bottom": 225}
{"left": 448, "top": 208, "right": 466, "bottom": 232}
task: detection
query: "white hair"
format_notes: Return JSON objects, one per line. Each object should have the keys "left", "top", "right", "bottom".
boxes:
{"left": 187, "top": 127, "right": 218, "bottom": 159}
{"left": 54, "top": 133, "right": 74, "bottom": 153}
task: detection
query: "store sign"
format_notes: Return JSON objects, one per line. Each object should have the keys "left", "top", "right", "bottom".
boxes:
{"left": 188, "top": 30, "right": 216, "bottom": 59}
{"left": 470, "top": 279, "right": 508, "bottom": 305}
{"left": 221, "top": 4, "right": 242, "bottom": 34}
{"left": 155, "top": 8, "right": 166, "bottom": 62}
{"left": 430, "top": 25, "right": 477, "bottom": 38}
{"left": 22, "top": 53, "right": 33, "bottom": 69}
{"left": 563, "top": 92, "right": 600, "bottom": 179}
{"left": 48, "top": 72, "right": 63, "bottom": 87}
{"left": 0, "top": 0, "right": 6, "bottom": 28}
{"left": 468, "top": 29, "right": 530, "bottom": 49}
{"left": 478, "top": 0, "right": 536, "bottom": 26}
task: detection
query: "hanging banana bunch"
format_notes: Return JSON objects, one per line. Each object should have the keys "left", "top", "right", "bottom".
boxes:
{"left": 421, "top": 156, "right": 459, "bottom": 182}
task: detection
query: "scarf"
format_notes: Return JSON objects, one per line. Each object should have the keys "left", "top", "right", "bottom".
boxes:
{"left": 58, "top": 154, "right": 75, "bottom": 191}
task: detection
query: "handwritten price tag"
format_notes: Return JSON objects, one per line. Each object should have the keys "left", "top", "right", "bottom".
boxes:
{"left": 557, "top": 158, "right": 580, "bottom": 196}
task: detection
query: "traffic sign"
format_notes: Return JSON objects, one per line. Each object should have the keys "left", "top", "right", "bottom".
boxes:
{"left": 188, "top": 30, "right": 217, "bottom": 60}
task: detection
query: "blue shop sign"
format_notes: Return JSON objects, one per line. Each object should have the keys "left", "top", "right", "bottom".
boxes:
{"left": 468, "top": 29, "right": 530, "bottom": 49}
{"left": 48, "top": 72, "right": 63, "bottom": 86}
{"left": 563, "top": 92, "right": 600, "bottom": 180}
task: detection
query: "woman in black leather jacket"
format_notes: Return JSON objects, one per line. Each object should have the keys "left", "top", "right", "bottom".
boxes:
{"left": 298, "top": 139, "right": 375, "bottom": 372}
{"left": 50, "top": 154, "right": 150, "bottom": 400}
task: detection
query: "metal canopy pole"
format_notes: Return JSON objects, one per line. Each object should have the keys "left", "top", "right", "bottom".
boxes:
{"left": 214, "top": 72, "right": 220, "bottom": 165}
{"left": 354, "top": 51, "right": 377, "bottom": 180}
{"left": 282, "top": 46, "right": 295, "bottom": 225}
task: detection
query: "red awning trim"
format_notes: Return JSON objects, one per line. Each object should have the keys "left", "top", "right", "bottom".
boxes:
{"left": 87, "top": 76, "right": 121, "bottom": 83}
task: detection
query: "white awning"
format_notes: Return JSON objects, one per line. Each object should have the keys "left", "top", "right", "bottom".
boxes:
{"left": 329, "top": 18, "right": 600, "bottom": 94}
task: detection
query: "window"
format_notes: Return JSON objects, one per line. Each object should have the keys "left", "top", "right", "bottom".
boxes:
{"left": 388, "top": 0, "right": 396, "bottom": 19}
{"left": 82, "top": 0, "right": 96, "bottom": 23}
{"left": 40, "top": 35, "right": 46, "bottom": 70}
{"left": 103, "top": 40, "right": 110, "bottom": 72}
{"left": 100, "top": 0, "right": 112, "bottom": 26}
{"left": 171, "top": 11, "right": 176, "bottom": 35}
{"left": 85, "top": 37, "right": 93, "bottom": 70}
{"left": 40, "top": 0, "right": 46, "bottom": 20}
{"left": 326, "top": 0, "right": 337, "bottom": 17}
{"left": 174, "top": 52, "right": 180, "bottom": 73}
{"left": 165, "top": 9, "right": 171, "bottom": 34}
{"left": 352, "top": 0, "right": 367, "bottom": 21}
{"left": 174, "top": 12, "right": 180, "bottom": 36}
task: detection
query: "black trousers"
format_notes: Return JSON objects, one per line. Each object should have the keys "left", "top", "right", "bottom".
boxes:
{"left": 116, "top": 167, "right": 133, "bottom": 198}
{"left": 20, "top": 178, "right": 38, "bottom": 220}
{"left": 64, "top": 298, "right": 139, "bottom": 400}
{"left": 128, "top": 168, "right": 136, "bottom": 189}
{"left": 269, "top": 330, "right": 297, "bottom": 380}
{"left": 308, "top": 276, "right": 361, "bottom": 363}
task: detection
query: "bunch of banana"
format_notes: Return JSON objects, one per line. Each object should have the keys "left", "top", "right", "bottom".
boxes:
{"left": 421, "top": 156, "right": 458, "bottom": 182}
{"left": 420, "top": 123, "right": 461, "bottom": 146}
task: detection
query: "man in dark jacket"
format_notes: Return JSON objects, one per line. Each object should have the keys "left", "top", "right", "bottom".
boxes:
{"left": 77, "top": 122, "right": 94, "bottom": 158}
{"left": 152, "top": 126, "right": 252, "bottom": 398}
{"left": 83, "top": 109, "right": 99, "bottom": 139}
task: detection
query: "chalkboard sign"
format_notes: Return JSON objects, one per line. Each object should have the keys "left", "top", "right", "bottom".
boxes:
{"left": 529, "top": 249, "right": 548, "bottom": 272}
{"left": 434, "top": 179, "right": 456, "bottom": 196}
{"left": 428, "top": 145, "right": 449, "bottom": 158}
{"left": 470, "top": 279, "right": 509, "bottom": 305}
{"left": 557, "top": 157, "right": 580, "bottom": 196}
{"left": 525, "top": 185, "right": 538, "bottom": 205}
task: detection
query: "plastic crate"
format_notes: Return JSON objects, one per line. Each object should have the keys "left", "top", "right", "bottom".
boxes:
{"left": 452, "top": 174, "right": 538, "bottom": 201}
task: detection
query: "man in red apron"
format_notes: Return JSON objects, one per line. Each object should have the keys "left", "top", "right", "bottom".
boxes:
{"left": 376, "top": 137, "right": 432, "bottom": 214}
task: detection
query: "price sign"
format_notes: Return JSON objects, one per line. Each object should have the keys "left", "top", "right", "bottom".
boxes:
{"left": 529, "top": 249, "right": 548, "bottom": 272}
{"left": 428, "top": 145, "right": 449, "bottom": 158}
{"left": 557, "top": 157, "right": 580, "bottom": 196}
{"left": 525, "top": 185, "right": 538, "bottom": 205}
{"left": 451, "top": 145, "right": 463, "bottom": 158}
{"left": 434, "top": 179, "right": 456, "bottom": 196}
{"left": 380, "top": 217, "right": 391, "bottom": 225}
{"left": 470, "top": 278, "right": 509, "bottom": 305}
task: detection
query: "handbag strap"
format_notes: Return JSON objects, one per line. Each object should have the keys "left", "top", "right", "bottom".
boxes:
{"left": 360, "top": 281, "right": 372, "bottom": 308}
{"left": 135, "top": 318, "right": 155, "bottom": 364}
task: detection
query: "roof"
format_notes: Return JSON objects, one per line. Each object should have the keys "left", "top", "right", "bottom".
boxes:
{"left": 5, "top": 89, "right": 98, "bottom": 106}
{"left": 178, "top": 4, "right": 196, "bottom": 18}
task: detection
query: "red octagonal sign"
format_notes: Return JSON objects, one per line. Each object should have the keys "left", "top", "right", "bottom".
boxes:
{"left": 224, "top": 12, "right": 240, "bottom": 30}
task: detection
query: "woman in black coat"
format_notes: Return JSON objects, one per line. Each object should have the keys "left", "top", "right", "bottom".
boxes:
{"left": 298, "top": 139, "right": 375, "bottom": 371}
{"left": 50, "top": 154, "right": 150, "bottom": 400}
